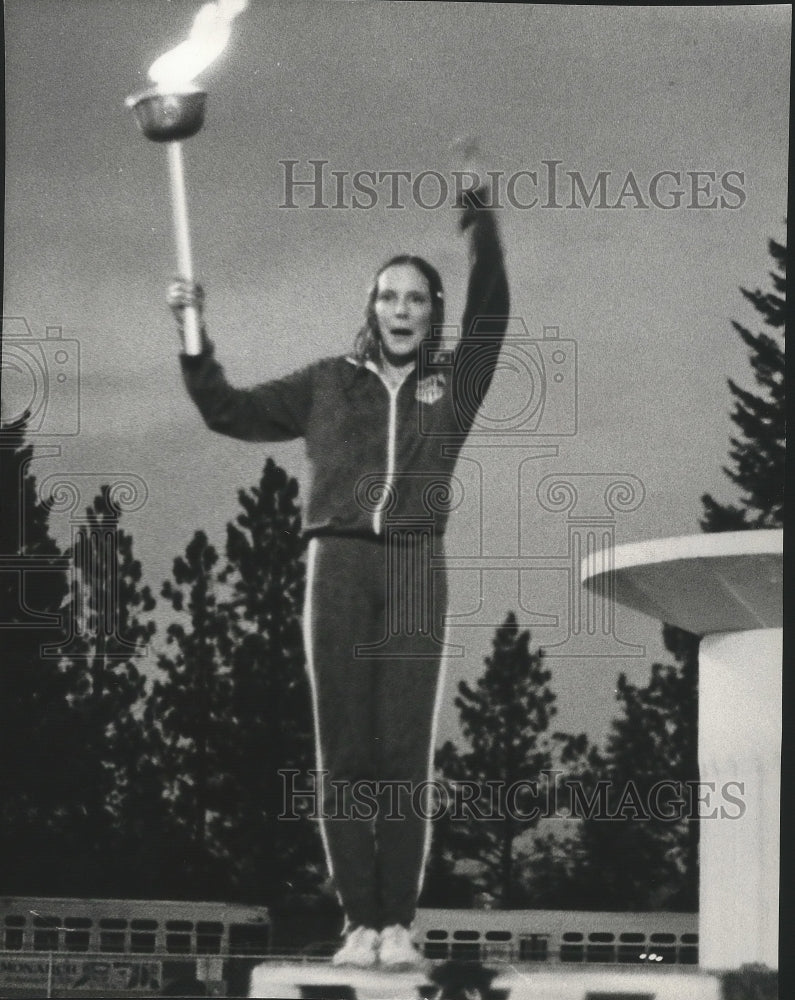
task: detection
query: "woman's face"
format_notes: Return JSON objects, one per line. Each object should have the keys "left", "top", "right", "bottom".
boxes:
{"left": 373, "top": 264, "right": 433, "bottom": 363}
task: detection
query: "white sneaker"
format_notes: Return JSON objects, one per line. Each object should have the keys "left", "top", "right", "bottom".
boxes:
{"left": 331, "top": 925, "right": 379, "bottom": 968}
{"left": 378, "top": 924, "right": 425, "bottom": 970}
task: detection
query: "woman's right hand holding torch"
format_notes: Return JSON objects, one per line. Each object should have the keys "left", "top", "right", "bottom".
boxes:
{"left": 167, "top": 277, "right": 206, "bottom": 354}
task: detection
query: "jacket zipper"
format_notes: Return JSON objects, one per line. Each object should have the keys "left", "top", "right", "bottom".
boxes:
{"left": 373, "top": 381, "right": 399, "bottom": 535}
{"left": 365, "top": 360, "right": 412, "bottom": 536}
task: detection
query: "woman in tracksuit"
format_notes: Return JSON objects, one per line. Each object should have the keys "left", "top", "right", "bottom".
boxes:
{"left": 169, "top": 186, "right": 509, "bottom": 969}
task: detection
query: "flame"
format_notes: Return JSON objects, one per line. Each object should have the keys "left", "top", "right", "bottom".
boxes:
{"left": 148, "top": 0, "right": 248, "bottom": 92}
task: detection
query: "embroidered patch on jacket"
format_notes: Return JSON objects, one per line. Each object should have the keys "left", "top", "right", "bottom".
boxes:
{"left": 415, "top": 373, "right": 447, "bottom": 405}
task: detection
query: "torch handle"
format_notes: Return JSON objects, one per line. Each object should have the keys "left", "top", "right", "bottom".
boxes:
{"left": 166, "top": 142, "right": 202, "bottom": 355}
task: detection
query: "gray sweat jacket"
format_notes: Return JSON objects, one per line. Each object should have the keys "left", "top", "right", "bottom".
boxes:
{"left": 180, "top": 192, "right": 510, "bottom": 539}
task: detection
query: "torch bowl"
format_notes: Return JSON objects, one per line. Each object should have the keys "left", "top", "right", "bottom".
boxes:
{"left": 126, "top": 88, "right": 207, "bottom": 142}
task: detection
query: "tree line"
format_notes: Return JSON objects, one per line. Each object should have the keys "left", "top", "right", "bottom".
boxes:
{"left": 0, "top": 237, "right": 783, "bottom": 940}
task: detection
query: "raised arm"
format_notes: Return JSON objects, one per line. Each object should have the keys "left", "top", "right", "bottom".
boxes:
{"left": 169, "top": 279, "right": 312, "bottom": 442}
{"left": 453, "top": 186, "right": 510, "bottom": 419}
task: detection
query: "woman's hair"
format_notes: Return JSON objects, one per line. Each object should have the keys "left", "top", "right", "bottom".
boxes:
{"left": 351, "top": 254, "right": 445, "bottom": 364}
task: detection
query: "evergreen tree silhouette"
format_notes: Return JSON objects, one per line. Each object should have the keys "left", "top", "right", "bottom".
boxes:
{"left": 0, "top": 412, "right": 73, "bottom": 893}
{"left": 433, "top": 612, "right": 580, "bottom": 907}
{"left": 554, "top": 622, "right": 699, "bottom": 911}
{"left": 150, "top": 529, "right": 234, "bottom": 899}
{"left": 148, "top": 458, "right": 322, "bottom": 913}
{"left": 701, "top": 236, "right": 785, "bottom": 531}
{"left": 58, "top": 486, "right": 156, "bottom": 895}
{"left": 547, "top": 235, "right": 786, "bottom": 911}
{"left": 216, "top": 458, "right": 320, "bottom": 907}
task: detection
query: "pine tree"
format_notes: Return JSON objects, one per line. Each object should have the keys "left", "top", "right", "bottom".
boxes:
{"left": 556, "top": 236, "right": 786, "bottom": 912}
{"left": 561, "top": 623, "right": 698, "bottom": 911}
{"left": 518, "top": 627, "right": 699, "bottom": 912}
{"left": 701, "top": 236, "right": 785, "bottom": 531}
{"left": 143, "top": 457, "right": 324, "bottom": 914}
{"left": 214, "top": 458, "right": 320, "bottom": 907}
{"left": 149, "top": 529, "right": 234, "bottom": 899}
{"left": 433, "top": 613, "right": 577, "bottom": 907}
{"left": 57, "top": 486, "right": 156, "bottom": 895}
{"left": 0, "top": 413, "right": 73, "bottom": 893}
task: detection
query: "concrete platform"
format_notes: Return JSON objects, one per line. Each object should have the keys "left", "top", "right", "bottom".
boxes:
{"left": 248, "top": 961, "right": 721, "bottom": 999}
{"left": 581, "top": 528, "right": 782, "bottom": 634}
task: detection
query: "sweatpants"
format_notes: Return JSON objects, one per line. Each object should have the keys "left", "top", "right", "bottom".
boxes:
{"left": 303, "top": 534, "right": 448, "bottom": 931}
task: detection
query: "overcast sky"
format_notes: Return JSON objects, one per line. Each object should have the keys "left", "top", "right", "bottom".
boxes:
{"left": 2, "top": 2, "right": 790, "bottom": 747}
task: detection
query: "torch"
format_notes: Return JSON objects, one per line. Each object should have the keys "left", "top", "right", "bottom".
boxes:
{"left": 126, "top": 0, "right": 248, "bottom": 355}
